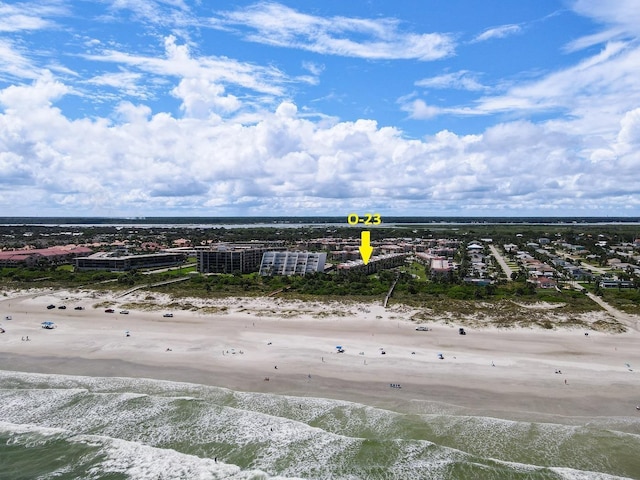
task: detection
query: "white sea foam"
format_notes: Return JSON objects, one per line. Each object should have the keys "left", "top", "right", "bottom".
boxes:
{"left": 2, "top": 369, "right": 638, "bottom": 479}
{"left": 551, "top": 467, "right": 635, "bottom": 480}
{"left": 76, "top": 434, "right": 301, "bottom": 480}
{"left": 0, "top": 420, "right": 69, "bottom": 437}
{"left": 0, "top": 372, "right": 371, "bottom": 474}
{"left": 422, "top": 412, "right": 584, "bottom": 459}
{"left": 0, "top": 420, "right": 72, "bottom": 451}
{"left": 0, "top": 369, "right": 221, "bottom": 398}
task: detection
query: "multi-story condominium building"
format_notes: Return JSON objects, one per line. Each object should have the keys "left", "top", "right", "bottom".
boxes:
{"left": 74, "top": 252, "right": 186, "bottom": 271}
{"left": 336, "top": 253, "right": 408, "bottom": 275}
{"left": 259, "top": 251, "right": 327, "bottom": 276}
{"left": 196, "top": 243, "right": 282, "bottom": 274}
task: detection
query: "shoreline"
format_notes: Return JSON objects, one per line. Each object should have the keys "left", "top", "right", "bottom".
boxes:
{"left": 1, "top": 288, "right": 639, "bottom": 426}
{"left": 1, "top": 352, "right": 636, "bottom": 426}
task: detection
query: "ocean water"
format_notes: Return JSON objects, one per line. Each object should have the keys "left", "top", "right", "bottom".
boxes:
{"left": 0, "top": 371, "right": 638, "bottom": 480}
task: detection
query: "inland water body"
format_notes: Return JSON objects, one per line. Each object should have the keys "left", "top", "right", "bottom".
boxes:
{"left": 1, "top": 371, "right": 639, "bottom": 480}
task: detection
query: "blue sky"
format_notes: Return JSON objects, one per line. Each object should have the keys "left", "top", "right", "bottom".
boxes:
{"left": 1, "top": 0, "right": 639, "bottom": 217}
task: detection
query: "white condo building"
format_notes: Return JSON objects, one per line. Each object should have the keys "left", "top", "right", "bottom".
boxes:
{"left": 259, "top": 251, "right": 326, "bottom": 276}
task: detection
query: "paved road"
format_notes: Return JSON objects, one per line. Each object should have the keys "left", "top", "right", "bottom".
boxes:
{"left": 489, "top": 244, "right": 513, "bottom": 280}
{"left": 556, "top": 249, "right": 608, "bottom": 275}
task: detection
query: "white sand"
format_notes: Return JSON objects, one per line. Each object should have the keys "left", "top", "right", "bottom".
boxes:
{"left": 1, "top": 288, "right": 639, "bottom": 422}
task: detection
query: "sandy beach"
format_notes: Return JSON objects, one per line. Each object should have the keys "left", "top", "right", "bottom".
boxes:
{"left": 1, "top": 288, "right": 639, "bottom": 423}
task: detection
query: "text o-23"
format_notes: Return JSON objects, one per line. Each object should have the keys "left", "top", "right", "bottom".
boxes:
{"left": 347, "top": 213, "right": 382, "bottom": 225}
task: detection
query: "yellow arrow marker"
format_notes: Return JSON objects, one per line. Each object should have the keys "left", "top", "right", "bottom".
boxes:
{"left": 359, "top": 231, "right": 373, "bottom": 265}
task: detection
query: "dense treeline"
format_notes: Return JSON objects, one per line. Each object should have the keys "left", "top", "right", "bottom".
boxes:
{"left": 0, "top": 266, "right": 119, "bottom": 288}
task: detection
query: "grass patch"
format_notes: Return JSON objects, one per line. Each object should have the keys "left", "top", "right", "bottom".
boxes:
{"left": 596, "top": 289, "right": 640, "bottom": 314}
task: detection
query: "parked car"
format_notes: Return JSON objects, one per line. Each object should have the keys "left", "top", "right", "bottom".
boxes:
{"left": 162, "top": 313, "right": 174, "bottom": 318}
{"left": 47, "top": 304, "right": 56, "bottom": 309}
{"left": 119, "top": 310, "right": 129, "bottom": 315}
{"left": 458, "top": 327, "right": 466, "bottom": 335}
{"left": 58, "top": 305, "right": 67, "bottom": 310}
{"left": 105, "top": 308, "right": 115, "bottom": 313}
{"left": 415, "top": 326, "right": 430, "bottom": 331}
{"left": 74, "top": 306, "right": 84, "bottom": 310}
